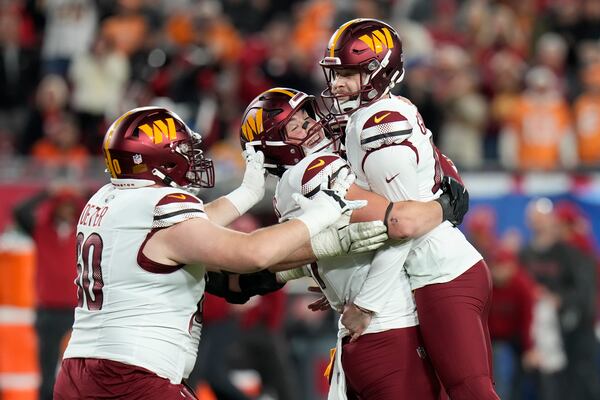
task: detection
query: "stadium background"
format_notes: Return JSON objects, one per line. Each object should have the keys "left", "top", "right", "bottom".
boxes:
{"left": 0, "top": 0, "right": 599, "bottom": 399}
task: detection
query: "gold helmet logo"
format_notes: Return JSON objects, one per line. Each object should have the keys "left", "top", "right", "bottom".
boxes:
{"left": 241, "top": 108, "right": 263, "bottom": 142}
{"left": 139, "top": 117, "right": 177, "bottom": 144}
{"left": 358, "top": 28, "right": 395, "bottom": 54}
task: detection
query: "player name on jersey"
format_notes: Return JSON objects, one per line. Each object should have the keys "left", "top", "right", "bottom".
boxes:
{"left": 78, "top": 204, "right": 109, "bottom": 227}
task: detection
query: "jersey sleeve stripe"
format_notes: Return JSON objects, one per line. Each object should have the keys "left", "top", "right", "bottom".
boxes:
{"left": 154, "top": 208, "right": 205, "bottom": 221}
{"left": 360, "top": 140, "right": 419, "bottom": 171}
{"left": 360, "top": 129, "right": 412, "bottom": 145}
{"left": 304, "top": 186, "right": 321, "bottom": 199}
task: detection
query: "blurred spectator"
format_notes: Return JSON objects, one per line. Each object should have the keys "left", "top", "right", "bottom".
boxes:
{"left": 465, "top": 205, "right": 499, "bottom": 260}
{"left": 499, "top": 66, "right": 577, "bottom": 171}
{"left": 485, "top": 50, "right": 526, "bottom": 161}
{"left": 398, "top": 58, "right": 443, "bottom": 145}
{"left": 223, "top": 0, "right": 297, "bottom": 35}
{"left": 534, "top": 32, "right": 571, "bottom": 98}
{"left": 189, "top": 292, "right": 250, "bottom": 400}
{"left": 574, "top": 0, "right": 600, "bottom": 44}
{"left": 573, "top": 62, "right": 600, "bottom": 167}
{"left": 39, "top": 0, "right": 98, "bottom": 76}
{"left": 227, "top": 214, "right": 299, "bottom": 400}
{"left": 0, "top": 7, "right": 39, "bottom": 138}
{"left": 69, "top": 35, "right": 130, "bottom": 153}
{"left": 554, "top": 200, "right": 600, "bottom": 329}
{"left": 12, "top": 183, "right": 85, "bottom": 400}
{"left": 555, "top": 200, "right": 598, "bottom": 256}
{"left": 31, "top": 112, "right": 89, "bottom": 175}
{"left": 464, "top": 2, "right": 528, "bottom": 65}
{"left": 100, "top": 0, "right": 148, "bottom": 57}
{"left": 17, "top": 74, "right": 70, "bottom": 155}
{"left": 193, "top": 1, "right": 243, "bottom": 66}
{"left": 238, "top": 17, "right": 313, "bottom": 106}
{"left": 434, "top": 45, "right": 488, "bottom": 168}
{"left": 488, "top": 247, "right": 538, "bottom": 400}
{"left": 426, "top": 0, "right": 466, "bottom": 48}
{"left": 292, "top": 0, "right": 336, "bottom": 65}
{"left": 520, "top": 198, "right": 600, "bottom": 400}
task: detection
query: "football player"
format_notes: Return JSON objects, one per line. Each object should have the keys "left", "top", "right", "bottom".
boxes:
{"left": 53, "top": 106, "right": 384, "bottom": 399}
{"left": 239, "top": 87, "right": 469, "bottom": 399}
{"left": 319, "top": 18, "right": 499, "bottom": 400}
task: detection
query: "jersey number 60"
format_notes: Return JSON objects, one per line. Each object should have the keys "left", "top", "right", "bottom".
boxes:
{"left": 76, "top": 232, "right": 105, "bottom": 311}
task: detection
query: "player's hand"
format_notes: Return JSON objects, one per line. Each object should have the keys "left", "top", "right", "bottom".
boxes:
{"left": 307, "top": 286, "right": 330, "bottom": 312}
{"left": 292, "top": 169, "right": 367, "bottom": 236}
{"left": 293, "top": 169, "right": 366, "bottom": 215}
{"left": 342, "top": 303, "right": 373, "bottom": 342}
{"left": 241, "top": 146, "right": 266, "bottom": 202}
{"left": 224, "top": 146, "right": 266, "bottom": 215}
{"left": 311, "top": 217, "right": 388, "bottom": 259}
{"left": 238, "top": 269, "right": 284, "bottom": 296}
{"left": 436, "top": 176, "right": 469, "bottom": 226}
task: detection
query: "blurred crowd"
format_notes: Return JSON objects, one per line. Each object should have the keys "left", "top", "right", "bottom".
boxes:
{"left": 1, "top": 0, "right": 600, "bottom": 399}
{"left": 1, "top": 0, "right": 600, "bottom": 181}
{"left": 466, "top": 199, "right": 600, "bottom": 400}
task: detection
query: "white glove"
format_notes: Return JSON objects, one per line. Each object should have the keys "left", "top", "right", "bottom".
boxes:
{"left": 311, "top": 220, "right": 388, "bottom": 259}
{"left": 292, "top": 169, "right": 367, "bottom": 236}
{"left": 225, "top": 147, "right": 266, "bottom": 215}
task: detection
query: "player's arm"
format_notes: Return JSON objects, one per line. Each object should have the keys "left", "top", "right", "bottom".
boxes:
{"left": 205, "top": 270, "right": 285, "bottom": 304}
{"left": 203, "top": 197, "right": 241, "bottom": 226}
{"left": 145, "top": 173, "right": 364, "bottom": 273}
{"left": 148, "top": 210, "right": 312, "bottom": 273}
{"left": 204, "top": 148, "right": 266, "bottom": 226}
{"left": 347, "top": 184, "right": 442, "bottom": 238}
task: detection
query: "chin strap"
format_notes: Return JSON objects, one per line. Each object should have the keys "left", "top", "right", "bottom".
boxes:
{"left": 110, "top": 178, "right": 156, "bottom": 189}
{"left": 151, "top": 168, "right": 179, "bottom": 188}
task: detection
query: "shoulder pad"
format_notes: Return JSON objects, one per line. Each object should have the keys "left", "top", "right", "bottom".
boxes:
{"left": 153, "top": 192, "right": 206, "bottom": 228}
{"left": 300, "top": 154, "right": 347, "bottom": 198}
{"left": 360, "top": 110, "right": 413, "bottom": 151}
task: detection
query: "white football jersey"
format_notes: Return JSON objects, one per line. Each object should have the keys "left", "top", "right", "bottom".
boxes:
{"left": 274, "top": 152, "right": 418, "bottom": 333}
{"left": 345, "top": 96, "right": 482, "bottom": 290}
{"left": 63, "top": 183, "right": 207, "bottom": 384}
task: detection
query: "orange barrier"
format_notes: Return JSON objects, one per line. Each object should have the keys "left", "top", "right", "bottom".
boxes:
{"left": 0, "top": 234, "right": 39, "bottom": 400}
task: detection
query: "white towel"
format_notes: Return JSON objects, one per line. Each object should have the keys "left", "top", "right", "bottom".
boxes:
{"left": 327, "top": 332, "right": 348, "bottom": 400}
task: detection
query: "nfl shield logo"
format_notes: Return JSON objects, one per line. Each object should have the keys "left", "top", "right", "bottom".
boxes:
{"left": 133, "top": 154, "right": 143, "bottom": 164}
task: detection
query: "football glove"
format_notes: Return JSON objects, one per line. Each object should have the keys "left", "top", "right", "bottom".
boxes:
{"left": 311, "top": 218, "right": 388, "bottom": 259}
{"left": 224, "top": 147, "right": 266, "bottom": 215}
{"left": 293, "top": 169, "right": 367, "bottom": 236}
{"left": 435, "top": 176, "right": 469, "bottom": 226}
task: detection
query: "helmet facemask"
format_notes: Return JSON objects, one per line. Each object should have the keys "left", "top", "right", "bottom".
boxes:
{"left": 279, "top": 99, "right": 342, "bottom": 158}
{"left": 321, "top": 51, "right": 404, "bottom": 116}
{"left": 171, "top": 131, "right": 215, "bottom": 189}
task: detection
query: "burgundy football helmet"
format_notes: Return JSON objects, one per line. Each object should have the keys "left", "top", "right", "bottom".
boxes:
{"left": 240, "top": 88, "right": 343, "bottom": 176}
{"left": 103, "top": 106, "right": 214, "bottom": 188}
{"left": 319, "top": 18, "right": 404, "bottom": 115}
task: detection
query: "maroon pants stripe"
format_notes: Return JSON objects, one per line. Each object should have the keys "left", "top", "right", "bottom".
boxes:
{"left": 415, "top": 260, "right": 500, "bottom": 400}
{"left": 54, "top": 358, "right": 198, "bottom": 399}
{"left": 341, "top": 326, "right": 441, "bottom": 400}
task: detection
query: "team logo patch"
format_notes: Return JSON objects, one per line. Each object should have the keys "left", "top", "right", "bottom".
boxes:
{"left": 301, "top": 155, "right": 347, "bottom": 198}
{"left": 358, "top": 27, "right": 395, "bottom": 54}
{"left": 307, "top": 158, "right": 326, "bottom": 171}
{"left": 360, "top": 110, "right": 413, "bottom": 150}
{"left": 133, "top": 153, "right": 143, "bottom": 164}
{"left": 139, "top": 117, "right": 177, "bottom": 144}
{"left": 302, "top": 156, "right": 340, "bottom": 185}
{"left": 241, "top": 108, "right": 263, "bottom": 142}
{"left": 364, "top": 111, "right": 406, "bottom": 129}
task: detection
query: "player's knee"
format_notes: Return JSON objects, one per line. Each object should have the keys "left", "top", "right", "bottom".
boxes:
{"left": 446, "top": 375, "right": 499, "bottom": 400}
